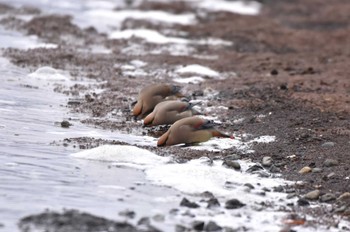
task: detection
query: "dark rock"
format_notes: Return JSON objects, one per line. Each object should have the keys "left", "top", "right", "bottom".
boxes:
{"left": 18, "top": 209, "right": 142, "bottom": 232}
{"left": 246, "top": 164, "right": 264, "bottom": 173}
{"left": 180, "top": 198, "right": 200, "bottom": 208}
{"left": 169, "top": 208, "right": 179, "bottom": 215}
{"left": 137, "top": 217, "right": 150, "bottom": 226}
{"left": 270, "top": 69, "right": 278, "bottom": 75}
{"left": 297, "top": 198, "right": 310, "bottom": 206}
{"left": 320, "top": 193, "right": 336, "bottom": 202}
{"left": 204, "top": 221, "right": 222, "bottom": 231}
{"left": 201, "top": 191, "right": 215, "bottom": 198}
{"left": 269, "top": 165, "right": 281, "bottom": 173}
{"left": 225, "top": 199, "right": 245, "bottom": 209}
{"left": 280, "top": 83, "right": 288, "bottom": 90}
{"left": 192, "top": 220, "right": 205, "bottom": 231}
{"left": 273, "top": 185, "right": 284, "bottom": 192}
{"left": 244, "top": 183, "right": 255, "bottom": 189}
{"left": 222, "top": 160, "right": 241, "bottom": 170}
{"left": 61, "top": 120, "right": 71, "bottom": 128}
{"left": 287, "top": 193, "right": 297, "bottom": 199}
{"left": 152, "top": 214, "right": 164, "bottom": 222}
{"left": 118, "top": 209, "right": 135, "bottom": 219}
{"left": 323, "top": 159, "right": 339, "bottom": 167}
{"left": 207, "top": 198, "right": 220, "bottom": 209}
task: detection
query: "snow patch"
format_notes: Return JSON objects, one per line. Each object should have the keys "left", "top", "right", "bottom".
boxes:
{"left": 176, "top": 64, "right": 219, "bottom": 77}
{"left": 173, "top": 76, "right": 205, "bottom": 84}
{"left": 71, "top": 145, "right": 170, "bottom": 168}
{"left": 198, "top": 0, "right": 262, "bottom": 15}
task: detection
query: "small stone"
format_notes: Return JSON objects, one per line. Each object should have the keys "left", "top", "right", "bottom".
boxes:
{"left": 180, "top": 198, "right": 199, "bottom": 208}
{"left": 297, "top": 198, "right": 310, "bottom": 206}
{"left": 169, "top": 208, "right": 179, "bottom": 215}
{"left": 321, "top": 142, "right": 335, "bottom": 147}
{"left": 320, "top": 193, "right": 336, "bottom": 202}
{"left": 287, "top": 193, "right": 297, "bottom": 199}
{"left": 262, "top": 156, "right": 272, "bottom": 167}
{"left": 244, "top": 183, "right": 255, "bottom": 189}
{"left": 118, "top": 209, "right": 135, "bottom": 219}
{"left": 312, "top": 168, "right": 323, "bottom": 173}
{"left": 327, "top": 172, "right": 336, "bottom": 179}
{"left": 298, "top": 166, "right": 312, "bottom": 174}
{"left": 207, "top": 197, "right": 220, "bottom": 209}
{"left": 323, "top": 159, "right": 339, "bottom": 167}
{"left": 270, "top": 69, "right": 278, "bottom": 75}
{"left": 137, "top": 217, "right": 150, "bottom": 226}
{"left": 304, "top": 190, "right": 320, "bottom": 200}
{"left": 337, "top": 192, "right": 350, "bottom": 202}
{"left": 61, "top": 120, "right": 71, "bottom": 128}
{"left": 192, "top": 221, "right": 205, "bottom": 231}
{"left": 201, "top": 191, "right": 215, "bottom": 198}
{"left": 269, "top": 165, "right": 281, "bottom": 173}
{"left": 225, "top": 199, "right": 245, "bottom": 209}
{"left": 273, "top": 185, "right": 284, "bottom": 192}
{"left": 246, "top": 164, "right": 264, "bottom": 173}
{"left": 222, "top": 160, "right": 241, "bottom": 170}
{"left": 204, "top": 221, "right": 222, "bottom": 231}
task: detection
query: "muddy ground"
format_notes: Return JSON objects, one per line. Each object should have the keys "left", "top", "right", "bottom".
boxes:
{"left": 1, "top": 0, "right": 350, "bottom": 231}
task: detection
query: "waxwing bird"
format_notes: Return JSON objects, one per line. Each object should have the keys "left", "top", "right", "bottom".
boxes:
{"left": 157, "top": 116, "right": 233, "bottom": 146}
{"left": 132, "top": 84, "right": 183, "bottom": 119}
{"left": 143, "top": 99, "right": 201, "bottom": 126}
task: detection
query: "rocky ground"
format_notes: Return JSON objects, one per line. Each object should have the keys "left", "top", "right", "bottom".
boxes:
{"left": 1, "top": 0, "right": 350, "bottom": 231}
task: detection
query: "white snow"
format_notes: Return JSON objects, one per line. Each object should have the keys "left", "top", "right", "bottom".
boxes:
{"left": 176, "top": 64, "right": 219, "bottom": 77}
{"left": 76, "top": 9, "right": 195, "bottom": 33}
{"left": 198, "top": 0, "right": 262, "bottom": 15}
{"left": 173, "top": 76, "right": 205, "bottom": 84}
{"left": 71, "top": 145, "right": 170, "bottom": 168}
{"left": 110, "top": 29, "right": 188, "bottom": 44}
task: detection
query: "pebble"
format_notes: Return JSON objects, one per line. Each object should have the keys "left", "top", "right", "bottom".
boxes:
{"left": 312, "top": 168, "right": 323, "bottom": 173}
{"left": 269, "top": 165, "right": 281, "bottom": 173}
{"left": 225, "top": 199, "right": 245, "bottom": 209}
{"left": 207, "top": 197, "right": 221, "bottom": 209}
{"left": 337, "top": 192, "right": 350, "bottom": 202}
{"left": 298, "top": 166, "right": 312, "bottom": 174}
{"left": 201, "top": 191, "right": 215, "bottom": 198}
{"left": 204, "top": 221, "right": 222, "bottom": 231}
{"left": 321, "top": 142, "right": 335, "bottom": 147}
{"left": 320, "top": 193, "right": 336, "bottom": 202}
{"left": 61, "top": 120, "right": 71, "bottom": 128}
{"left": 192, "top": 221, "right": 205, "bottom": 231}
{"left": 334, "top": 205, "right": 348, "bottom": 214}
{"left": 327, "top": 172, "right": 336, "bottom": 179}
{"left": 262, "top": 156, "right": 272, "bottom": 167}
{"left": 287, "top": 193, "right": 297, "bottom": 199}
{"left": 180, "top": 198, "right": 200, "bottom": 208}
{"left": 244, "top": 183, "right": 255, "bottom": 189}
{"left": 246, "top": 164, "right": 264, "bottom": 173}
{"left": 304, "top": 190, "right": 320, "bottom": 200}
{"left": 297, "top": 198, "right": 310, "bottom": 206}
{"left": 273, "top": 185, "right": 284, "bottom": 192}
{"left": 222, "top": 160, "right": 241, "bottom": 170}
{"left": 224, "top": 154, "right": 241, "bottom": 161}
{"left": 323, "top": 159, "right": 339, "bottom": 167}
{"left": 137, "top": 217, "right": 150, "bottom": 226}
{"left": 270, "top": 69, "right": 278, "bottom": 75}
{"left": 118, "top": 209, "right": 135, "bottom": 219}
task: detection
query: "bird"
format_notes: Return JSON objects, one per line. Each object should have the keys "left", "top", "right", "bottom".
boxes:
{"left": 132, "top": 84, "right": 183, "bottom": 119}
{"left": 157, "top": 116, "right": 233, "bottom": 146}
{"left": 143, "top": 99, "right": 201, "bottom": 126}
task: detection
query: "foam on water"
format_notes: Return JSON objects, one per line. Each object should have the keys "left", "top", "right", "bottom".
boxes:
{"left": 28, "top": 66, "right": 71, "bottom": 82}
